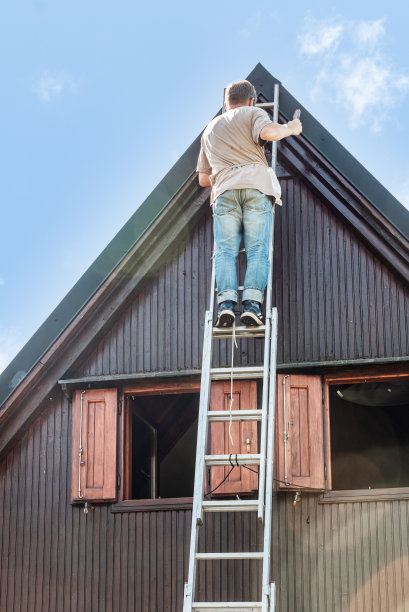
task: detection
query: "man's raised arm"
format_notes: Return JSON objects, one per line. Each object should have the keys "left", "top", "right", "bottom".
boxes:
{"left": 260, "top": 118, "right": 302, "bottom": 142}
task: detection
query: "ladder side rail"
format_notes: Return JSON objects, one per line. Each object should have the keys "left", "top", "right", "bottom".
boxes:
{"left": 256, "top": 207, "right": 274, "bottom": 522}
{"left": 261, "top": 308, "right": 278, "bottom": 612}
{"left": 271, "top": 84, "right": 279, "bottom": 173}
{"left": 257, "top": 82, "right": 279, "bottom": 524}
{"left": 184, "top": 259, "right": 216, "bottom": 612}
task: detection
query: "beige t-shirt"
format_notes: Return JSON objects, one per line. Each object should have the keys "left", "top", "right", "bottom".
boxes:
{"left": 197, "top": 106, "right": 282, "bottom": 205}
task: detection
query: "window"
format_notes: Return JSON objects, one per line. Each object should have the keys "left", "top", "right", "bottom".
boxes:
{"left": 274, "top": 372, "right": 409, "bottom": 495}
{"left": 71, "top": 383, "right": 200, "bottom": 505}
{"left": 71, "top": 380, "right": 266, "bottom": 506}
{"left": 123, "top": 380, "right": 260, "bottom": 501}
{"left": 71, "top": 371, "right": 409, "bottom": 507}
{"left": 124, "top": 391, "right": 199, "bottom": 500}
{"left": 328, "top": 376, "right": 409, "bottom": 490}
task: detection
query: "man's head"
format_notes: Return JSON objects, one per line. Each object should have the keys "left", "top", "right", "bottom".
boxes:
{"left": 224, "top": 80, "right": 256, "bottom": 110}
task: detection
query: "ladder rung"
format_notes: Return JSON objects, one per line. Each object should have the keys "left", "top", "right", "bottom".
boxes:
{"left": 195, "top": 552, "right": 263, "bottom": 560}
{"left": 202, "top": 500, "right": 259, "bottom": 512}
{"left": 212, "top": 325, "right": 266, "bottom": 339}
{"left": 255, "top": 102, "right": 275, "bottom": 108}
{"left": 207, "top": 409, "right": 262, "bottom": 422}
{"left": 192, "top": 603, "right": 262, "bottom": 610}
{"left": 210, "top": 366, "right": 264, "bottom": 380}
{"left": 205, "top": 454, "right": 260, "bottom": 467}
{"left": 215, "top": 286, "right": 245, "bottom": 292}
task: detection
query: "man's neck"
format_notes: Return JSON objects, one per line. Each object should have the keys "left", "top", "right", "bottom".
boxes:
{"left": 225, "top": 99, "right": 254, "bottom": 111}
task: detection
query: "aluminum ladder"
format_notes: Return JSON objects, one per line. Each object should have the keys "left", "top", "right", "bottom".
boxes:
{"left": 183, "top": 84, "right": 280, "bottom": 612}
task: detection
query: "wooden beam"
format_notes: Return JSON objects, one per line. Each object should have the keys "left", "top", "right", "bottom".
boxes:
{"left": 58, "top": 370, "right": 201, "bottom": 387}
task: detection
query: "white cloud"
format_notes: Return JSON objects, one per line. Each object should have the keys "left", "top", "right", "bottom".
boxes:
{"left": 299, "top": 16, "right": 409, "bottom": 130}
{"left": 337, "top": 54, "right": 409, "bottom": 129}
{"left": 299, "top": 17, "right": 344, "bottom": 55}
{"left": 34, "top": 71, "right": 77, "bottom": 102}
{"left": 355, "top": 18, "right": 385, "bottom": 46}
{"left": 396, "top": 76, "right": 409, "bottom": 91}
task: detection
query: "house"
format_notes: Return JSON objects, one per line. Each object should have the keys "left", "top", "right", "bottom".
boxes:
{"left": 1, "top": 63, "right": 409, "bottom": 611}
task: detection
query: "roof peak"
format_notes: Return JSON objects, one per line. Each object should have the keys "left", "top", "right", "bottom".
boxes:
{"left": 1, "top": 63, "right": 408, "bottom": 410}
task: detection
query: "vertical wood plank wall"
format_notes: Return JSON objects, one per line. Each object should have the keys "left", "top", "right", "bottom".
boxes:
{"left": 1, "top": 395, "right": 409, "bottom": 611}
{"left": 74, "top": 174, "right": 409, "bottom": 380}
{"left": 2, "top": 163, "right": 409, "bottom": 611}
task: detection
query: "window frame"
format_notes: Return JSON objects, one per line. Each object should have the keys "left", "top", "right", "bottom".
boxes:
{"left": 115, "top": 378, "right": 201, "bottom": 511}
{"left": 320, "top": 369, "right": 409, "bottom": 503}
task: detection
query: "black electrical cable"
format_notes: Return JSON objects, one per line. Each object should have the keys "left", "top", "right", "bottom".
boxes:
{"left": 241, "top": 464, "right": 313, "bottom": 489}
{"left": 242, "top": 465, "right": 258, "bottom": 474}
{"left": 205, "top": 466, "right": 235, "bottom": 496}
{"left": 206, "top": 455, "right": 313, "bottom": 498}
{"left": 205, "top": 454, "right": 239, "bottom": 496}
{"left": 272, "top": 477, "right": 312, "bottom": 489}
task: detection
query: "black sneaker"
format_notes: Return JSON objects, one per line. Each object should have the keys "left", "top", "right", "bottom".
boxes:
{"left": 215, "top": 300, "right": 236, "bottom": 327}
{"left": 240, "top": 300, "right": 264, "bottom": 326}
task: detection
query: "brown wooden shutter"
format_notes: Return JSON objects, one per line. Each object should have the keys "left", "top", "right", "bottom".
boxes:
{"left": 210, "top": 380, "right": 258, "bottom": 496}
{"left": 276, "top": 375, "right": 325, "bottom": 490}
{"left": 71, "top": 388, "right": 118, "bottom": 503}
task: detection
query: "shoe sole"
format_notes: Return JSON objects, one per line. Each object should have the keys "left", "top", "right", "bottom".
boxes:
{"left": 216, "top": 310, "right": 235, "bottom": 327}
{"left": 240, "top": 311, "right": 264, "bottom": 326}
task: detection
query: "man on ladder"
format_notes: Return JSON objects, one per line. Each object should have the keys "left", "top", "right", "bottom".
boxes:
{"left": 197, "top": 79, "right": 302, "bottom": 328}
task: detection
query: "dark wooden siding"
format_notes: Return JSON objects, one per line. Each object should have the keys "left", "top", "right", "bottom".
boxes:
{"left": 2, "top": 161, "right": 409, "bottom": 611}
{"left": 275, "top": 178, "right": 409, "bottom": 363}
{"left": 74, "top": 170, "right": 409, "bottom": 379}
{"left": 2, "top": 393, "right": 409, "bottom": 611}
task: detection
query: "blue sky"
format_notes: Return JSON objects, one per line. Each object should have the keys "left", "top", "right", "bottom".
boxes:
{"left": 1, "top": 0, "right": 409, "bottom": 373}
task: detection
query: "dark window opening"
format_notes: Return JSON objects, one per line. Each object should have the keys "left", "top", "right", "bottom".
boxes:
{"left": 127, "top": 393, "right": 199, "bottom": 500}
{"left": 329, "top": 380, "right": 409, "bottom": 490}
{"left": 131, "top": 413, "right": 157, "bottom": 499}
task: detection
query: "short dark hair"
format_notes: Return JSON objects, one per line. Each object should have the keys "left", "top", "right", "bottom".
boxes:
{"left": 225, "top": 80, "right": 256, "bottom": 105}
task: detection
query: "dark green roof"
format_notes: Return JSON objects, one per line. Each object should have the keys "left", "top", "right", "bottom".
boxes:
{"left": 1, "top": 62, "right": 408, "bottom": 407}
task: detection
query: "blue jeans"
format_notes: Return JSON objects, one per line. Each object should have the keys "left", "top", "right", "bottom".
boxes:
{"left": 213, "top": 189, "right": 273, "bottom": 305}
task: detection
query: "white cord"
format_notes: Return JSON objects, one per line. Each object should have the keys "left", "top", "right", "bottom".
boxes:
{"left": 228, "top": 321, "right": 238, "bottom": 447}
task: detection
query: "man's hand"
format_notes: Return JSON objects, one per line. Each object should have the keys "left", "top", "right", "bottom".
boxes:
{"left": 287, "top": 118, "right": 302, "bottom": 136}
{"left": 260, "top": 119, "right": 302, "bottom": 142}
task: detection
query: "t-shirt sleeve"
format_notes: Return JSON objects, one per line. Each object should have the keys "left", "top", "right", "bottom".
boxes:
{"left": 197, "top": 139, "right": 212, "bottom": 174}
{"left": 251, "top": 108, "right": 273, "bottom": 145}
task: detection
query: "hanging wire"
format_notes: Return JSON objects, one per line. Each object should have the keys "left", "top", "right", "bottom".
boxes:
{"left": 205, "top": 466, "right": 235, "bottom": 496}
{"left": 228, "top": 321, "right": 238, "bottom": 447}
{"left": 206, "top": 453, "right": 314, "bottom": 496}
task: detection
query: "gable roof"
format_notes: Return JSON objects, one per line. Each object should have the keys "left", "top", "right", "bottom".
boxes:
{"left": 1, "top": 62, "right": 409, "bottom": 411}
